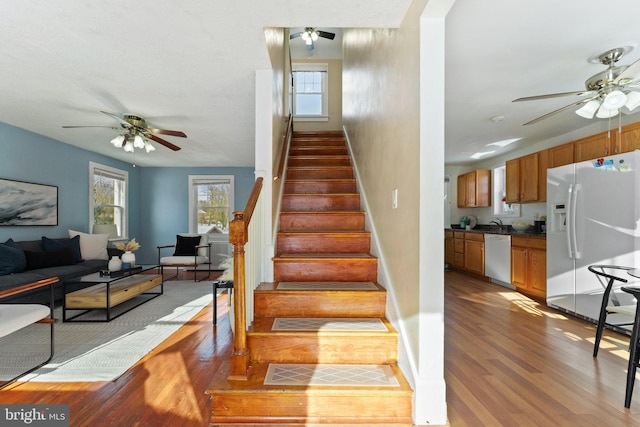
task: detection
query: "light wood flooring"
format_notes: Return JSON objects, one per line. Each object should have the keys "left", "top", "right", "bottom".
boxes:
{"left": 1, "top": 269, "right": 639, "bottom": 426}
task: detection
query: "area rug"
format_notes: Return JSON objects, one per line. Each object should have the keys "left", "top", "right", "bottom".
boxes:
{"left": 0, "top": 280, "right": 214, "bottom": 383}
{"left": 264, "top": 364, "right": 399, "bottom": 387}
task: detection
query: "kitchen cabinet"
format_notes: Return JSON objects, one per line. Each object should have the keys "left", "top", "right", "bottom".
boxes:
{"left": 453, "top": 231, "right": 465, "bottom": 269}
{"left": 574, "top": 131, "right": 612, "bottom": 162}
{"left": 445, "top": 230, "right": 454, "bottom": 267}
{"left": 457, "top": 170, "right": 491, "bottom": 208}
{"left": 464, "top": 232, "right": 484, "bottom": 276}
{"left": 505, "top": 152, "right": 545, "bottom": 203}
{"left": 511, "top": 235, "right": 546, "bottom": 300}
{"left": 548, "top": 142, "right": 574, "bottom": 168}
{"left": 615, "top": 121, "right": 640, "bottom": 154}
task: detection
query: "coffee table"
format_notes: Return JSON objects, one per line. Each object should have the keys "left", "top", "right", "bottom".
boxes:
{"left": 63, "top": 265, "right": 163, "bottom": 322}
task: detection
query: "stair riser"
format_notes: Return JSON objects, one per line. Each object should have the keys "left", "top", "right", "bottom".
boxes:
{"left": 290, "top": 147, "right": 348, "bottom": 156}
{"left": 284, "top": 180, "right": 356, "bottom": 194}
{"left": 288, "top": 156, "right": 351, "bottom": 167}
{"left": 274, "top": 259, "right": 378, "bottom": 282}
{"left": 247, "top": 335, "right": 397, "bottom": 364}
{"left": 277, "top": 233, "right": 370, "bottom": 254}
{"left": 287, "top": 167, "right": 353, "bottom": 179}
{"left": 210, "top": 393, "right": 412, "bottom": 419}
{"left": 254, "top": 292, "right": 386, "bottom": 318}
{"left": 282, "top": 195, "right": 360, "bottom": 211}
{"left": 279, "top": 212, "right": 366, "bottom": 231}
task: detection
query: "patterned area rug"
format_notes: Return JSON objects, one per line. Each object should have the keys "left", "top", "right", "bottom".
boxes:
{"left": 264, "top": 363, "right": 399, "bottom": 387}
{"left": 0, "top": 280, "right": 214, "bottom": 382}
{"left": 271, "top": 318, "right": 387, "bottom": 332}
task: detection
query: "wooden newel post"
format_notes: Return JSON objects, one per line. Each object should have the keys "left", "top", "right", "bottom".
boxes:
{"left": 228, "top": 211, "right": 249, "bottom": 380}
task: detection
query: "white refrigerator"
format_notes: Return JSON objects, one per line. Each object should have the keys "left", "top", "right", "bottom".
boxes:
{"left": 546, "top": 150, "right": 640, "bottom": 330}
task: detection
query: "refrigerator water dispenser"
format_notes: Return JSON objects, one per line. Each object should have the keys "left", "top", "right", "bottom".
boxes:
{"left": 552, "top": 203, "right": 566, "bottom": 232}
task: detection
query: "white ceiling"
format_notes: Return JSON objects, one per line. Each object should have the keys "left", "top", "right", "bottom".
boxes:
{"left": 3, "top": 1, "right": 640, "bottom": 168}
{"left": 445, "top": 0, "right": 640, "bottom": 165}
{"left": 0, "top": 0, "right": 409, "bottom": 167}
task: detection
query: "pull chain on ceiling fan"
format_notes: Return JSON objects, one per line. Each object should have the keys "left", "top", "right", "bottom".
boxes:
{"left": 513, "top": 47, "right": 640, "bottom": 125}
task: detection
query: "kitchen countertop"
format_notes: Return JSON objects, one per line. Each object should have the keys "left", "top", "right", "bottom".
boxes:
{"left": 447, "top": 225, "right": 546, "bottom": 238}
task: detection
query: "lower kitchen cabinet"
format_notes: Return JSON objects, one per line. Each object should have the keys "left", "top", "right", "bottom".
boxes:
{"left": 453, "top": 231, "right": 465, "bottom": 269}
{"left": 511, "top": 235, "right": 546, "bottom": 299}
{"left": 464, "top": 232, "right": 484, "bottom": 276}
{"left": 445, "top": 230, "right": 454, "bottom": 267}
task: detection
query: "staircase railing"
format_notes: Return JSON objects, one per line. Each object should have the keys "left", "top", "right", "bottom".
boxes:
{"left": 228, "top": 176, "right": 264, "bottom": 379}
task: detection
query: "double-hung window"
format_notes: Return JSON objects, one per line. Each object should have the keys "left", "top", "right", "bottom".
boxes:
{"left": 188, "top": 175, "right": 234, "bottom": 238}
{"left": 292, "top": 63, "right": 328, "bottom": 121}
{"left": 89, "top": 162, "right": 128, "bottom": 237}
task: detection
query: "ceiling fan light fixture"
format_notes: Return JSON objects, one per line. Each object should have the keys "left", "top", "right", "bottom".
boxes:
{"left": 123, "top": 140, "right": 135, "bottom": 153}
{"left": 624, "top": 91, "right": 640, "bottom": 112}
{"left": 596, "top": 105, "right": 619, "bottom": 119}
{"left": 133, "top": 134, "right": 145, "bottom": 149}
{"left": 602, "top": 90, "right": 628, "bottom": 110}
{"left": 110, "top": 134, "right": 125, "bottom": 147}
{"left": 144, "top": 141, "right": 156, "bottom": 153}
{"left": 575, "top": 100, "right": 601, "bottom": 119}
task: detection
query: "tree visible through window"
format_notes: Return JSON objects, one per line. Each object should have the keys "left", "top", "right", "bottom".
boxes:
{"left": 89, "top": 162, "right": 127, "bottom": 237}
{"left": 189, "top": 176, "right": 234, "bottom": 236}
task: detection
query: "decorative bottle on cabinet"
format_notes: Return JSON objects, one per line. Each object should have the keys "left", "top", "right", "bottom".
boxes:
{"left": 108, "top": 256, "right": 122, "bottom": 272}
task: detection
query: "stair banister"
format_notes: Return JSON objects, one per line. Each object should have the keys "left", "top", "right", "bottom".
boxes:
{"left": 228, "top": 176, "right": 263, "bottom": 379}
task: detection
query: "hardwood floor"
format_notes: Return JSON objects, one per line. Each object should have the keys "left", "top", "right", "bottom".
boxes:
{"left": 445, "top": 271, "right": 640, "bottom": 426}
{"left": 2, "top": 269, "right": 639, "bottom": 426}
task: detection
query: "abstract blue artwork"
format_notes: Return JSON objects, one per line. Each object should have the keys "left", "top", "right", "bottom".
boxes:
{"left": 0, "top": 178, "right": 58, "bottom": 226}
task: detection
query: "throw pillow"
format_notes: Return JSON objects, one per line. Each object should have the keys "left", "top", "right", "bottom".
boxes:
{"left": 68, "top": 229, "right": 109, "bottom": 260}
{"left": 174, "top": 235, "right": 202, "bottom": 256}
{"left": 42, "top": 235, "right": 83, "bottom": 263}
{"left": 24, "top": 247, "right": 75, "bottom": 270}
{"left": 0, "top": 239, "right": 27, "bottom": 275}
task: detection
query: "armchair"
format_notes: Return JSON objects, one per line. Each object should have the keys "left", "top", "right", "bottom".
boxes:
{"left": 0, "top": 277, "right": 57, "bottom": 389}
{"left": 158, "top": 234, "right": 212, "bottom": 282}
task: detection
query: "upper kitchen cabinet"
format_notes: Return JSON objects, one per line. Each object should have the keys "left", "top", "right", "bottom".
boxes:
{"left": 548, "top": 141, "right": 574, "bottom": 168}
{"left": 573, "top": 131, "right": 613, "bottom": 162}
{"left": 505, "top": 151, "right": 547, "bottom": 203}
{"left": 457, "top": 170, "right": 491, "bottom": 208}
{"left": 614, "top": 121, "right": 640, "bottom": 154}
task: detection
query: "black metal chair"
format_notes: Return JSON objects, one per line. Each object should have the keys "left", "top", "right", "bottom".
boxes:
{"left": 588, "top": 265, "right": 637, "bottom": 357}
{"left": 621, "top": 286, "right": 640, "bottom": 408}
{"left": 212, "top": 280, "right": 233, "bottom": 325}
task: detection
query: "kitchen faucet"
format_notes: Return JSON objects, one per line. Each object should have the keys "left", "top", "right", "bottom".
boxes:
{"left": 490, "top": 218, "right": 503, "bottom": 229}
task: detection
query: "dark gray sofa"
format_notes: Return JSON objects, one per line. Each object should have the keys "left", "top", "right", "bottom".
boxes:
{"left": 0, "top": 238, "right": 118, "bottom": 304}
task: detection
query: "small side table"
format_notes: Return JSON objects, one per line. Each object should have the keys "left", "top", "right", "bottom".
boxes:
{"left": 212, "top": 280, "right": 233, "bottom": 325}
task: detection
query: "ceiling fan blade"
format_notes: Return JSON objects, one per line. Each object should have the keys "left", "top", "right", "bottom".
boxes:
{"left": 615, "top": 57, "right": 640, "bottom": 85}
{"left": 100, "top": 111, "right": 132, "bottom": 127}
{"left": 513, "top": 90, "right": 596, "bottom": 102}
{"left": 522, "top": 98, "right": 596, "bottom": 126}
{"left": 145, "top": 128, "right": 187, "bottom": 138}
{"left": 147, "top": 133, "right": 181, "bottom": 151}
{"left": 290, "top": 32, "right": 303, "bottom": 39}
{"left": 62, "top": 125, "right": 119, "bottom": 130}
{"left": 316, "top": 30, "right": 335, "bottom": 40}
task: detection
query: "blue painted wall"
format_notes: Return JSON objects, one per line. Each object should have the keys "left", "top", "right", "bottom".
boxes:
{"left": 0, "top": 122, "right": 255, "bottom": 264}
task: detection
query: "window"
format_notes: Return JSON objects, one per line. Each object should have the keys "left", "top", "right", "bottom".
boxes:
{"left": 292, "top": 63, "right": 328, "bottom": 120}
{"left": 188, "top": 176, "right": 234, "bottom": 239}
{"left": 492, "top": 165, "right": 520, "bottom": 217}
{"left": 89, "top": 162, "right": 128, "bottom": 237}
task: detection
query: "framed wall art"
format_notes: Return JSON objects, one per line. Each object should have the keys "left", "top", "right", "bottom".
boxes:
{"left": 0, "top": 178, "right": 58, "bottom": 226}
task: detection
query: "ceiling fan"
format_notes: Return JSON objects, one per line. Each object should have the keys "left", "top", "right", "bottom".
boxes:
{"left": 513, "top": 47, "right": 640, "bottom": 125}
{"left": 63, "top": 111, "right": 186, "bottom": 152}
{"left": 290, "top": 27, "right": 335, "bottom": 51}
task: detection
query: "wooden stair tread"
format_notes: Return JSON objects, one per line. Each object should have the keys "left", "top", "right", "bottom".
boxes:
{"left": 274, "top": 253, "right": 374, "bottom": 259}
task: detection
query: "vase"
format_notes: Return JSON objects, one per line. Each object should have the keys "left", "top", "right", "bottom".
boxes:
{"left": 108, "top": 256, "right": 122, "bottom": 272}
{"left": 121, "top": 251, "right": 136, "bottom": 267}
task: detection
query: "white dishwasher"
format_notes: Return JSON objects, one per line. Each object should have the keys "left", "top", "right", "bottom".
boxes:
{"left": 484, "top": 234, "right": 513, "bottom": 288}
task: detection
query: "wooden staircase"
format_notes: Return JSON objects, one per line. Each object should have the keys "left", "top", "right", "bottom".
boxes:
{"left": 207, "top": 131, "right": 413, "bottom": 426}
